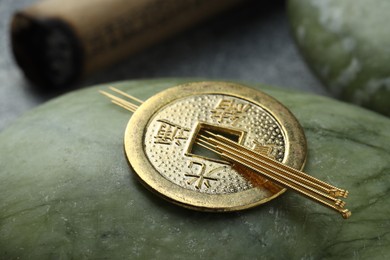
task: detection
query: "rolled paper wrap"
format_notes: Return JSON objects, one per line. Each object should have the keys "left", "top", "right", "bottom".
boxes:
{"left": 11, "top": 0, "right": 243, "bottom": 87}
{"left": 1, "top": 79, "right": 389, "bottom": 258}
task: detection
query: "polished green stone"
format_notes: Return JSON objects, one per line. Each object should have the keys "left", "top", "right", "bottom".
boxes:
{"left": 0, "top": 79, "right": 389, "bottom": 259}
{"left": 288, "top": 0, "right": 390, "bottom": 116}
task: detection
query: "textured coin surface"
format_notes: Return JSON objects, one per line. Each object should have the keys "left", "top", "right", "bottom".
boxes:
{"left": 125, "top": 82, "right": 307, "bottom": 211}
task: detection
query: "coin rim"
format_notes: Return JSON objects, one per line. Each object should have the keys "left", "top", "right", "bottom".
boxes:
{"left": 124, "top": 81, "right": 307, "bottom": 211}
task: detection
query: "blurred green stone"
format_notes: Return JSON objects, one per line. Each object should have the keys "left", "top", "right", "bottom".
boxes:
{"left": 288, "top": 0, "right": 390, "bottom": 116}
{"left": 0, "top": 79, "right": 389, "bottom": 259}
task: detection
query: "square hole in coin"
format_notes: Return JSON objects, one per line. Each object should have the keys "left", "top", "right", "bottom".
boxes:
{"left": 185, "top": 122, "right": 246, "bottom": 163}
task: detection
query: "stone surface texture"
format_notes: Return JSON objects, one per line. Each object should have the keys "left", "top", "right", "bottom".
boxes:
{"left": 0, "top": 79, "right": 389, "bottom": 259}
{"left": 288, "top": 0, "right": 390, "bottom": 116}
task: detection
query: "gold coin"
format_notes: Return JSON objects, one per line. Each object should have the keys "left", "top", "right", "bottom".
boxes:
{"left": 124, "top": 82, "right": 307, "bottom": 211}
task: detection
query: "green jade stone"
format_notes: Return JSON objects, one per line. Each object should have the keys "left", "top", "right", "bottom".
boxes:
{"left": 0, "top": 79, "right": 389, "bottom": 259}
{"left": 288, "top": 0, "right": 390, "bottom": 116}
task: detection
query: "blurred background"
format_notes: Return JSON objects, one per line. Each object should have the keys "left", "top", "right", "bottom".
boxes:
{"left": 0, "top": 0, "right": 328, "bottom": 131}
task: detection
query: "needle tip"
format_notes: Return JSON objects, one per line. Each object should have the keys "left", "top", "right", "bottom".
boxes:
{"left": 341, "top": 209, "right": 351, "bottom": 219}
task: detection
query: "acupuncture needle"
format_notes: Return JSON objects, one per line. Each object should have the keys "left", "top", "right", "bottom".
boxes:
{"left": 100, "top": 87, "right": 351, "bottom": 218}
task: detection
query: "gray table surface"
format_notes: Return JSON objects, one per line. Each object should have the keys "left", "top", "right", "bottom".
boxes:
{"left": 0, "top": 0, "right": 329, "bottom": 132}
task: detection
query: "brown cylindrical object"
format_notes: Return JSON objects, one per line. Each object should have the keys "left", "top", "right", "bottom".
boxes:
{"left": 11, "top": 0, "right": 244, "bottom": 88}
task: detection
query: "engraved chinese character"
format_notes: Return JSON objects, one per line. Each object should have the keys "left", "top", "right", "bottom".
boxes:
{"left": 154, "top": 119, "right": 190, "bottom": 146}
{"left": 210, "top": 99, "right": 250, "bottom": 125}
{"left": 252, "top": 141, "right": 284, "bottom": 161}
{"left": 184, "top": 161, "right": 223, "bottom": 189}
